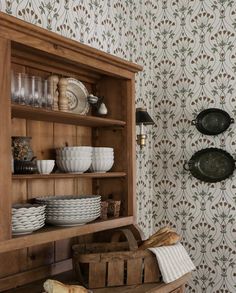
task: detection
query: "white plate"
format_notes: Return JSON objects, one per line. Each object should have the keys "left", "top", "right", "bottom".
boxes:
{"left": 46, "top": 215, "right": 99, "bottom": 226}
{"left": 12, "top": 223, "right": 45, "bottom": 235}
{"left": 66, "top": 78, "right": 89, "bottom": 115}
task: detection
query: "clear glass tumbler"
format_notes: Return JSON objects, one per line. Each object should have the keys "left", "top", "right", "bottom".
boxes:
{"left": 11, "top": 72, "right": 29, "bottom": 105}
{"left": 42, "top": 79, "right": 53, "bottom": 109}
{"left": 29, "top": 76, "right": 42, "bottom": 107}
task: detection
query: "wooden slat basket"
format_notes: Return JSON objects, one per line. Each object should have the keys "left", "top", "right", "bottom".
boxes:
{"left": 72, "top": 229, "right": 161, "bottom": 289}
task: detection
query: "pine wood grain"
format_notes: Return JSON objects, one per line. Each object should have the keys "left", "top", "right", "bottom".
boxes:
{"left": 0, "top": 37, "right": 11, "bottom": 241}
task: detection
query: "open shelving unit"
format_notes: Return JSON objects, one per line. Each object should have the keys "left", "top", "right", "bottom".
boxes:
{"left": 0, "top": 12, "right": 191, "bottom": 293}
{"left": 0, "top": 11, "right": 142, "bottom": 291}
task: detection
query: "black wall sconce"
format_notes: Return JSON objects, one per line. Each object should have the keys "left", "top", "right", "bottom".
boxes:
{"left": 136, "top": 107, "right": 154, "bottom": 148}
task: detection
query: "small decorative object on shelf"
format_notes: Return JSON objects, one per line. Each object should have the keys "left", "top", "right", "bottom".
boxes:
{"left": 48, "top": 75, "right": 59, "bottom": 111}
{"left": 14, "top": 159, "right": 38, "bottom": 174}
{"left": 100, "top": 199, "right": 121, "bottom": 220}
{"left": 12, "top": 136, "right": 38, "bottom": 174}
{"left": 100, "top": 201, "right": 109, "bottom": 220}
{"left": 97, "top": 102, "right": 108, "bottom": 115}
{"left": 87, "top": 94, "right": 99, "bottom": 105}
{"left": 12, "top": 136, "right": 34, "bottom": 161}
{"left": 87, "top": 94, "right": 108, "bottom": 116}
{"left": 58, "top": 77, "right": 69, "bottom": 112}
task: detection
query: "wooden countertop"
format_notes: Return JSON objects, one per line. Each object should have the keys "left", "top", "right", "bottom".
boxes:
{"left": 3, "top": 271, "right": 191, "bottom": 293}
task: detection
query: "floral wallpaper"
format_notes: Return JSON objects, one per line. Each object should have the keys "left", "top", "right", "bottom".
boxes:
{"left": 1, "top": 0, "right": 236, "bottom": 292}
{"left": 153, "top": 0, "right": 236, "bottom": 292}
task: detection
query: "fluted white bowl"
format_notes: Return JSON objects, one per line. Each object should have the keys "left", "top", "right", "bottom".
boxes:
{"left": 37, "top": 160, "right": 55, "bottom": 174}
{"left": 92, "top": 147, "right": 114, "bottom": 154}
{"left": 56, "top": 153, "right": 92, "bottom": 160}
{"left": 57, "top": 150, "right": 92, "bottom": 158}
{"left": 91, "top": 158, "right": 114, "bottom": 173}
{"left": 56, "top": 158, "right": 91, "bottom": 173}
{"left": 56, "top": 146, "right": 92, "bottom": 156}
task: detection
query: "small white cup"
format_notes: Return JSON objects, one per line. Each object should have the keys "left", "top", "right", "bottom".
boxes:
{"left": 37, "top": 160, "right": 55, "bottom": 174}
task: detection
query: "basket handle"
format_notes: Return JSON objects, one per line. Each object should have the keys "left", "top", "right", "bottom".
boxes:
{"left": 110, "top": 229, "right": 138, "bottom": 251}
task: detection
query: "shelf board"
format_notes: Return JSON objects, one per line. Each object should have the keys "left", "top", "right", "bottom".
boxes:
{"left": 11, "top": 104, "right": 126, "bottom": 127}
{"left": 4, "top": 271, "right": 191, "bottom": 293}
{"left": 12, "top": 172, "right": 126, "bottom": 180}
{"left": 0, "top": 216, "right": 134, "bottom": 253}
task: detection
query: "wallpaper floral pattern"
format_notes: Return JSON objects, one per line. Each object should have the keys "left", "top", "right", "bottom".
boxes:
{"left": 1, "top": 0, "right": 236, "bottom": 292}
{"left": 153, "top": 0, "right": 236, "bottom": 292}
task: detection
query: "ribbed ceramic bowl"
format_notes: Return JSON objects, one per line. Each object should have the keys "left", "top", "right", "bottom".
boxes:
{"left": 91, "top": 158, "right": 114, "bottom": 173}
{"left": 56, "top": 152, "right": 92, "bottom": 160}
{"left": 37, "top": 160, "right": 55, "bottom": 174}
{"left": 56, "top": 158, "right": 91, "bottom": 173}
{"left": 92, "top": 147, "right": 114, "bottom": 154}
{"left": 56, "top": 146, "right": 92, "bottom": 156}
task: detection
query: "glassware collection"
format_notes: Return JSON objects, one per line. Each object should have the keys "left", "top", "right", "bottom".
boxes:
{"left": 11, "top": 71, "right": 53, "bottom": 109}
{"left": 11, "top": 71, "right": 109, "bottom": 116}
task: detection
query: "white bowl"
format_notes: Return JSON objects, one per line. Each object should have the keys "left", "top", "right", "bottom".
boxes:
{"left": 92, "top": 154, "right": 114, "bottom": 159}
{"left": 37, "top": 160, "right": 55, "bottom": 174}
{"left": 91, "top": 158, "right": 114, "bottom": 173}
{"left": 56, "top": 158, "right": 91, "bottom": 173}
{"left": 56, "top": 146, "right": 92, "bottom": 153}
{"left": 92, "top": 147, "right": 114, "bottom": 154}
{"left": 56, "top": 153, "right": 92, "bottom": 160}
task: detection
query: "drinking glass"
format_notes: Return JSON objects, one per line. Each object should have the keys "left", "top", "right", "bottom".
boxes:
{"left": 29, "top": 76, "right": 42, "bottom": 107}
{"left": 11, "top": 72, "right": 29, "bottom": 104}
{"left": 42, "top": 79, "right": 53, "bottom": 109}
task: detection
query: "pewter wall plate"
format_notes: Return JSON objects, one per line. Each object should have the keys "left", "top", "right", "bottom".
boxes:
{"left": 184, "top": 148, "right": 235, "bottom": 182}
{"left": 191, "top": 108, "right": 234, "bottom": 135}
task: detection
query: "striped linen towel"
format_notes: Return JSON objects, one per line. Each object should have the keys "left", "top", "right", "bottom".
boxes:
{"left": 148, "top": 243, "right": 196, "bottom": 283}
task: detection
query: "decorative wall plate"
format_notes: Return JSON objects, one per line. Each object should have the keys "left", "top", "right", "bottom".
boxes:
{"left": 184, "top": 148, "right": 235, "bottom": 182}
{"left": 66, "top": 78, "right": 89, "bottom": 115}
{"left": 191, "top": 108, "right": 234, "bottom": 135}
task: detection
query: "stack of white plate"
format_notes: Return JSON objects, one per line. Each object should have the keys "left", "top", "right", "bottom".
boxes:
{"left": 91, "top": 147, "right": 114, "bottom": 173}
{"left": 56, "top": 146, "right": 92, "bottom": 173}
{"left": 12, "top": 204, "right": 46, "bottom": 235}
{"left": 35, "top": 195, "right": 101, "bottom": 226}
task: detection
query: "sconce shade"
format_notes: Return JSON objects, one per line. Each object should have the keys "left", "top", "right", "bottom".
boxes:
{"left": 136, "top": 108, "right": 154, "bottom": 125}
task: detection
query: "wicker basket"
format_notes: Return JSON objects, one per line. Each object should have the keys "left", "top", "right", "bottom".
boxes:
{"left": 72, "top": 229, "right": 161, "bottom": 289}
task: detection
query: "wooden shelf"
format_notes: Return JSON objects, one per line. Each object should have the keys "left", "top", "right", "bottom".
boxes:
{"left": 0, "top": 216, "right": 134, "bottom": 253}
{"left": 12, "top": 172, "right": 126, "bottom": 180}
{"left": 11, "top": 104, "right": 126, "bottom": 127}
{"left": 4, "top": 271, "right": 191, "bottom": 293}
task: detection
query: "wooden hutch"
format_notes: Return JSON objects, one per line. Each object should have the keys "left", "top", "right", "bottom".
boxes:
{"left": 0, "top": 12, "right": 190, "bottom": 292}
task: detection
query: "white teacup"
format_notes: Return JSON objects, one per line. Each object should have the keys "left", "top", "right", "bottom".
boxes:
{"left": 37, "top": 160, "right": 55, "bottom": 174}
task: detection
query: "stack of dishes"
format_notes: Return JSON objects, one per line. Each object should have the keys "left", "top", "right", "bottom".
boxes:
{"left": 12, "top": 204, "right": 46, "bottom": 235}
{"left": 35, "top": 195, "right": 101, "bottom": 226}
{"left": 91, "top": 147, "right": 114, "bottom": 172}
{"left": 56, "top": 146, "right": 92, "bottom": 173}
